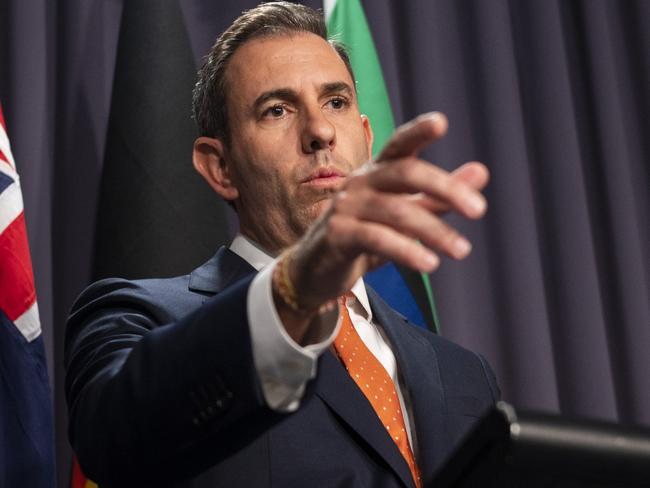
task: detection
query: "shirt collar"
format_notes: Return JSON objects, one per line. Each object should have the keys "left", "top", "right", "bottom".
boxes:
{"left": 229, "top": 233, "right": 372, "bottom": 320}
{"left": 350, "top": 278, "right": 372, "bottom": 321}
{"left": 229, "top": 234, "right": 274, "bottom": 271}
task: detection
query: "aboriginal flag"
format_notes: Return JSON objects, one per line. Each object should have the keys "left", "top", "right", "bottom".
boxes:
{"left": 93, "top": 0, "right": 229, "bottom": 282}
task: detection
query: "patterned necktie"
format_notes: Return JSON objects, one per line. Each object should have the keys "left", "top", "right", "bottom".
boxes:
{"left": 333, "top": 296, "right": 422, "bottom": 488}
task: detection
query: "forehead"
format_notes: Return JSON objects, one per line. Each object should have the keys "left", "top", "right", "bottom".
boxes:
{"left": 225, "top": 33, "right": 354, "bottom": 106}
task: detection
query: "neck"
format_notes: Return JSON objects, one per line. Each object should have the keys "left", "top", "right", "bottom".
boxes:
{"left": 238, "top": 220, "right": 297, "bottom": 256}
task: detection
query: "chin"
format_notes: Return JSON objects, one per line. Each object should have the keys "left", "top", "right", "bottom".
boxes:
{"left": 293, "top": 198, "right": 332, "bottom": 231}
{"left": 313, "top": 197, "right": 335, "bottom": 218}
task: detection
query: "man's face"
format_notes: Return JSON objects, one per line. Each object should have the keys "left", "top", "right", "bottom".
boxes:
{"left": 222, "top": 33, "right": 373, "bottom": 251}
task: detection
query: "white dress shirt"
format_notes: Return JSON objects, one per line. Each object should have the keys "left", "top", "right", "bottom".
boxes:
{"left": 230, "top": 234, "right": 416, "bottom": 450}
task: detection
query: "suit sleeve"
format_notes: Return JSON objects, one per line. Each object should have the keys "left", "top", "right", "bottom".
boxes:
{"left": 247, "top": 261, "right": 340, "bottom": 412}
{"left": 65, "top": 276, "right": 277, "bottom": 485}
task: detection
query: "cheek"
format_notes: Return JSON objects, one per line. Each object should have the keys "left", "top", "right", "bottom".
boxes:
{"left": 242, "top": 134, "right": 299, "bottom": 185}
{"left": 233, "top": 149, "right": 296, "bottom": 202}
{"left": 333, "top": 111, "right": 369, "bottom": 150}
{"left": 344, "top": 126, "right": 372, "bottom": 169}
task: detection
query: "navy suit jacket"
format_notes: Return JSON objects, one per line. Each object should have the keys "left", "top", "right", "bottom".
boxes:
{"left": 65, "top": 247, "right": 499, "bottom": 487}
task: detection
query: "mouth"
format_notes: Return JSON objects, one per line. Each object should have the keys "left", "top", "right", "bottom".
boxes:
{"left": 301, "top": 168, "right": 346, "bottom": 187}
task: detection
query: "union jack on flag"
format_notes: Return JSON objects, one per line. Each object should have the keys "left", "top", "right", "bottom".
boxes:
{"left": 0, "top": 105, "right": 41, "bottom": 341}
{"left": 0, "top": 103, "right": 54, "bottom": 487}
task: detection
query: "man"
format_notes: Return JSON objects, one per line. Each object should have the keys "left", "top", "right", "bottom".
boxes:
{"left": 65, "top": 3, "right": 498, "bottom": 487}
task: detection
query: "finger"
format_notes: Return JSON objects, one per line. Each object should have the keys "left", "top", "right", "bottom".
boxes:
{"left": 451, "top": 161, "right": 490, "bottom": 190}
{"left": 410, "top": 161, "right": 490, "bottom": 215}
{"left": 334, "top": 190, "right": 472, "bottom": 260}
{"left": 328, "top": 214, "right": 440, "bottom": 272}
{"left": 376, "top": 112, "right": 448, "bottom": 162}
{"left": 411, "top": 161, "right": 490, "bottom": 214}
{"left": 407, "top": 193, "right": 448, "bottom": 214}
{"left": 363, "top": 158, "right": 487, "bottom": 219}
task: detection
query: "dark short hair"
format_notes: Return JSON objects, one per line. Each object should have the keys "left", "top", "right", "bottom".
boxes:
{"left": 192, "top": 1, "right": 355, "bottom": 145}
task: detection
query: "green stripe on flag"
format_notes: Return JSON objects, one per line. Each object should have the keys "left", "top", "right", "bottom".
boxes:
{"left": 325, "top": 0, "right": 441, "bottom": 334}
{"left": 325, "top": 0, "right": 394, "bottom": 156}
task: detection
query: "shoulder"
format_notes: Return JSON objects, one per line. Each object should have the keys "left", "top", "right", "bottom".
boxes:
{"left": 65, "top": 275, "right": 203, "bottom": 363}
{"left": 408, "top": 324, "right": 500, "bottom": 403}
{"left": 409, "top": 325, "right": 481, "bottom": 369}
{"left": 69, "top": 274, "right": 201, "bottom": 324}
{"left": 365, "top": 284, "right": 499, "bottom": 401}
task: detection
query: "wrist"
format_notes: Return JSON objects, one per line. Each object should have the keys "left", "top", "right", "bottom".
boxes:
{"left": 272, "top": 248, "right": 336, "bottom": 319}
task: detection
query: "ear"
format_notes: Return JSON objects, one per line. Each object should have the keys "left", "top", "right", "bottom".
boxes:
{"left": 361, "top": 114, "right": 374, "bottom": 158}
{"left": 192, "top": 136, "right": 239, "bottom": 201}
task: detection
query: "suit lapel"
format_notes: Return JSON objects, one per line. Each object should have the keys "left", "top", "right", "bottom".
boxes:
{"left": 366, "top": 287, "right": 447, "bottom": 485}
{"left": 188, "top": 246, "right": 256, "bottom": 295}
{"left": 314, "top": 350, "right": 417, "bottom": 488}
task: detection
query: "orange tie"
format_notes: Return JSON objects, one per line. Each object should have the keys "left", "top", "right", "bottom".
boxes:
{"left": 333, "top": 296, "right": 422, "bottom": 488}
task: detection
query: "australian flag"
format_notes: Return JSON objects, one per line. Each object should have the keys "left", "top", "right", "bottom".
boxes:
{"left": 0, "top": 103, "right": 55, "bottom": 487}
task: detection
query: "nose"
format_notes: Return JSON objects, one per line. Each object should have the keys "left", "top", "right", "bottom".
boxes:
{"left": 300, "top": 107, "right": 335, "bottom": 153}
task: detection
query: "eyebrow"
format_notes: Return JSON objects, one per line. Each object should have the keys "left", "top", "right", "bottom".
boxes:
{"left": 252, "top": 88, "right": 299, "bottom": 113}
{"left": 321, "top": 81, "right": 355, "bottom": 99}
{"left": 252, "top": 81, "right": 356, "bottom": 113}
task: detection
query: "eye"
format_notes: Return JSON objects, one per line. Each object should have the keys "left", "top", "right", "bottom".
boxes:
{"left": 328, "top": 97, "right": 347, "bottom": 109}
{"left": 263, "top": 105, "right": 286, "bottom": 118}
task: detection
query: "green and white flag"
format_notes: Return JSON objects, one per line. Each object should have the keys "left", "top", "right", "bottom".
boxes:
{"left": 324, "top": 0, "right": 441, "bottom": 333}
{"left": 324, "top": 0, "right": 394, "bottom": 155}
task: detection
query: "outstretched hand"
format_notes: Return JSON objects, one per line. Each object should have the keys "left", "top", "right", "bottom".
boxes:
{"left": 275, "top": 112, "right": 489, "bottom": 343}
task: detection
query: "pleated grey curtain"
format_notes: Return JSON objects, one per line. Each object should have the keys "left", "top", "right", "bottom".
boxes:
{"left": 1, "top": 0, "right": 648, "bottom": 485}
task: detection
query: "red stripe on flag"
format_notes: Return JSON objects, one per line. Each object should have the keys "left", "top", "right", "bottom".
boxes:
{"left": 71, "top": 456, "right": 97, "bottom": 488}
{"left": 0, "top": 211, "right": 37, "bottom": 322}
{"left": 70, "top": 457, "right": 86, "bottom": 488}
{"left": 0, "top": 104, "right": 6, "bottom": 130}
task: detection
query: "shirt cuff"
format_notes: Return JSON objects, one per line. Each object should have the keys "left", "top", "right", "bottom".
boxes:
{"left": 247, "top": 259, "right": 340, "bottom": 412}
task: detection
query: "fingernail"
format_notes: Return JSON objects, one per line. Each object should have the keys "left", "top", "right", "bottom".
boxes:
{"left": 426, "top": 111, "right": 447, "bottom": 127}
{"left": 453, "top": 237, "right": 472, "bottom": 259}
{"left": 424, "top": 252, "right": 439, "bottom": 270}
{"left": 467, "top": 194, "right": 486, "bottom": 215}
